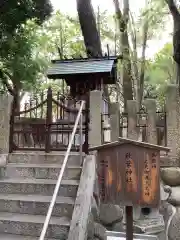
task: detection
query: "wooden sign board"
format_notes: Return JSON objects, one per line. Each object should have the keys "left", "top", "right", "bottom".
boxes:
{"left": 106, "top": 231, "right": 158, "bottom": 240}
{"left": 90, "top": 138, "right": 170, "bottom": 207}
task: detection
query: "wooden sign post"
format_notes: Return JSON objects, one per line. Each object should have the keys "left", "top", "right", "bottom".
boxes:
{"left": 126, "top": 206, "right": 133, "bottom": 240}
{"left": 90, "top": 137, "right": 170, "bottom": 240}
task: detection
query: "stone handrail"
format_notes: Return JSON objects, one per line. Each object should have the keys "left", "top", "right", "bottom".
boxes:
{"left": 68, "top": 155, "right": 96, "bottom": 240}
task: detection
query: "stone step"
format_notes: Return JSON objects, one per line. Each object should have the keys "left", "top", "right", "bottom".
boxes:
{"left": 160, "top": 155, "right": 179, "bottom": 167}
{"left": 0, "top": 233, "right": 56, "bottom": 240}
{"left": 4, "top": 163, "right": 82, "bottom": 180}
{"left": 0, "top": 212, "right": 70, "bottom": 239}
{"left": 0, "top": 194, "right": 75, "bottom": 218}
{"left": 8, "top": 152, "right": 83, "bottom": 166}
{"left": 0, "top": 178, "right": 79, "bottom": 197}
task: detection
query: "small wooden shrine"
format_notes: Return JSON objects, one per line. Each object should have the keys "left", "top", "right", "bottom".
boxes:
{"left": 90, "top": 137, "right": 170, "bottom": 207}
{"left": 47, "top": 56, "right": 118, "bottom": 97}
{"left": 47, "top": 56, "right": 118, "bottom": 154}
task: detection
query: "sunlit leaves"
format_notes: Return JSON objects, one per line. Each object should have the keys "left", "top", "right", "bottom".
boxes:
{"left": 0, "top": 20, "right": 47, "bottom": 92}
{"left": 144, "top": 43, "right": 175, "bottom": 104}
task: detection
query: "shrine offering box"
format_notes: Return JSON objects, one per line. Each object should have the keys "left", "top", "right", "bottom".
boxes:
{"left": 90, "top": 137, "right": 170, "bottom": 207}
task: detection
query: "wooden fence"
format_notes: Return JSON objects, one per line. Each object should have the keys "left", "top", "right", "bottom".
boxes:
{"left": 9, "top": 88, "right": 89, "bottom": 153}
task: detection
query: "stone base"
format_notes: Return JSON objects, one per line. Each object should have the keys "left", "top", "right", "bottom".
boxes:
{"left": 133, "top": 215, "right": 165, "bottom": 234}
{"left": 0, "top": 154, "right": 8, "bottom": 167}
{"left": 121, "top": 214, "right": 165, "bottom": 238}
{"left": 0, "top": 154, "right": 8, "bottom": 178}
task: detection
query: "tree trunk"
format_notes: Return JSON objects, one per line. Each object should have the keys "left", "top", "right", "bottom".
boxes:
{"left": 76, "top": 0, "right": 102, "bottom": 57}
{"left": 13, "top": 86, "right": 21, "bottom": 113}
{"left": 113, "top": 0, "right": 133, "bottom": 110}
{"left": 76, "top": 0, "right": 110, "bottom": 103}
{"left": 166, "top": 0, "right": 180, "bottom": 88}
{"left": 11, "top": 77, "right": 22, "bottom": 113}
{"left": 121, "top": 31, "right": 133, "bottom": 110}
{"left": 137, "top": 1, "right": 149, "bottom": 108}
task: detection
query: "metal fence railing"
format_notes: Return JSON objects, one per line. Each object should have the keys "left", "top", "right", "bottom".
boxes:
{"left": 39, "top": 100, "right": 85, "bottom": 240}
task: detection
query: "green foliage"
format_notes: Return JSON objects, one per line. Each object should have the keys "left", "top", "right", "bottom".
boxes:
{"left": 0, "top": 0, "right": 53, "bottom": 94}
{"left": 37, "top": 79, "right": 69, "bottom": 95}
{"left": 0, "top": 0, "right": 174, "bottom": 107}
{"left": 0, "top": 0, "right": 52, "bottom": 60}
{"left": 0, "top": 21, "right": 47, "bottom": 92}
{"left": 0, "top": 0, "right": 52, "bottom": 34}
{"left": 36, "top": 11, "right": 86, "bottom": 61}
{"left": 145, "top": 42, "right": 175, "bottom": 104}
{"left": 148, "top": 43, "right": 175, "bottom": 83}
{"left": 34, "top": 10, "right": 118, "bottom": 92}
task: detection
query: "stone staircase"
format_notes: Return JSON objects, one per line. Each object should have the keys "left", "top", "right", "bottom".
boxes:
{"left": 0, "top": 151, "right": 83, "bottom": 239}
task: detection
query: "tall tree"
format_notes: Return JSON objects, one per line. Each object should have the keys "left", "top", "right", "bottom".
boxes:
{"left": 129, "top": 0, "right": 150, "bottom": 107}
{"left": 113, "top": 0, "right": 168, "bottom": 108}
{"left": 0, "top": 21, "right": 47, "bottom": 108}
{"left": 0, "top": 0, "right": 52, "bottom": 33}
{"left": 165, "top": 0, "right": 180, "bottom": 86}
{"left": 76, "top": 0, "right": 112, "bottom": 102}
{"left": 76, "top": 0, "right": 102, "bottom": 57}
{"left": 0, "top": 0, "right": 52, "bottom": 109}
{"left": 113, "top": 0, "right": 133, "bottom": 110}
{"left": 0, "top": 0, "right": 53, "bottom": 95}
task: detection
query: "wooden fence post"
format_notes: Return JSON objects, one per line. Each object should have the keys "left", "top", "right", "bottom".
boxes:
{"left": 84, "top": 94, "right": 89, "bottom": 154}
{"left": 45, "top": 87, "right": 52, "bottom": 153}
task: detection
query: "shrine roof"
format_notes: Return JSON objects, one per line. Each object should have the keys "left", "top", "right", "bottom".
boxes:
{"left": 47, "top": 56, "right": 118, "bottom": 81}
{"left": 89, "top": 137, "right": 170, "bottom": 152}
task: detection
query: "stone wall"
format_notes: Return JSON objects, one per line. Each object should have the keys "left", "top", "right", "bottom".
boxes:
{"left": 88, "top": 85, "right": 180, "bottom": 240}
{"left": 160, "top": 85, "right": 180, "bottom": 239}
{"left": 161, "top": 167, "right": 180, "bottom": 240}
{"left": 165, "top": 85, "right": 180, "bottom": 166}
{"left": 88, "top": 91, "right": 124, "bottom": 239}
{"left": 87, "top": 187, "right": 174, "bottom": 240}
{"left": 0, "top": 94, "right": 13, "bottom": 166}
{"left": 88, "top": 198, "right": 124, "bottom": 240}
{"left": 123, "top": 99, "right": 166, "bottom": 239}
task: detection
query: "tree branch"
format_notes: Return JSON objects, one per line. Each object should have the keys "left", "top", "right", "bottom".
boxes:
{"left": 113, "top": 0, "right": 133, "bottom": 108}
{"left": 113, "top": 0, "right": 123, "bottom": 19}
{"left": 139, "top": 18, "right": 149, "bottom": 105}
{"left": 129, "top": 11, "right": 137, "bottom": 54}
{"left": 113, "top": 0, "right": 124, "bottom": 32}
{"left": 123, "top": 0, "right": 129, "bottom": 24}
